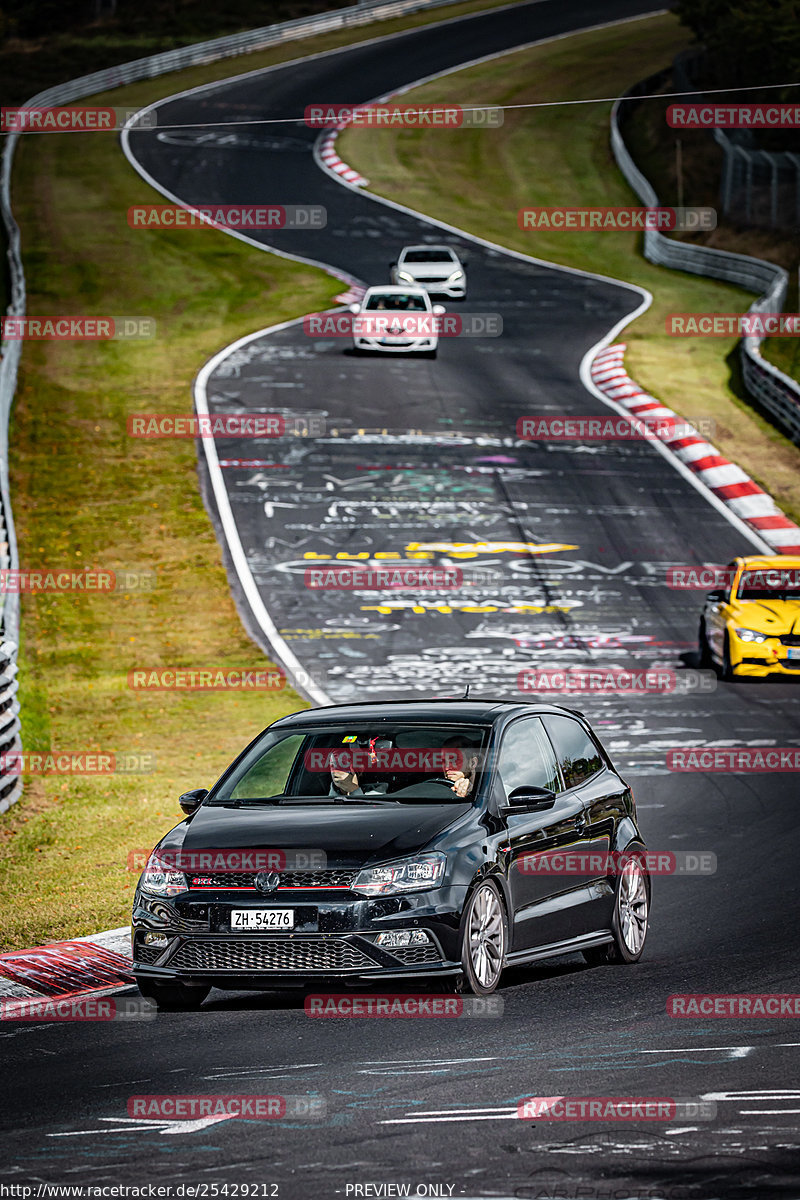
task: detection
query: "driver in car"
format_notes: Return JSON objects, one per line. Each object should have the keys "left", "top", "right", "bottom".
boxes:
{"left": 328, "top": 738, "right": 390, "bottom": 797}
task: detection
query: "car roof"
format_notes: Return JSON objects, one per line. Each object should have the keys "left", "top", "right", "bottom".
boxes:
{"left": 735, "top": 555, "right": 800, "bottom": 569}
{"left": 270, "top": 697, "right": 588, "bottom": 729}
{"left": 362, "top": 284, "right": 429, "bottom": 295}
{"left": 400, "top": 245, "right": 457, "bottom": 255}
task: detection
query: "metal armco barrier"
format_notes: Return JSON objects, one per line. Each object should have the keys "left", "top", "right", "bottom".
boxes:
{"left": 0, "top": 0, "right": 484, "bottom": 812}
{"left": 611, "top": 73, "right": 800, "bottom": 446}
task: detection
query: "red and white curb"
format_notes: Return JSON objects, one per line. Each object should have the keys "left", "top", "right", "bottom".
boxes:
{"left": 591, "top": 344, "right": 800, "bottom": 555}
{"left": 0, "top": 926, "right": 132, "bottom": 1007}
{"left": 318, "top": 125, "right": 370, "bottom": 188}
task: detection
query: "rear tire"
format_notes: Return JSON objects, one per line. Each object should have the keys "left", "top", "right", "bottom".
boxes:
{"left": 582, "top": 852, "right": 650, "bottom": 966}
{"left": 698, "top": 619, "right": 712, "bottom": 667}
{"left": 136, "top": 980, "right": 211, "bottom": 1011}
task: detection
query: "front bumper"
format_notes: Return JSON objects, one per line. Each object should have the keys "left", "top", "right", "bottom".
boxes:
{"left": 352, "top": 336, "right": 437, "bottom": 354}
{"left": 730, "top": 634, "right": 800, "bottom": 676}
{"left": 132, "top": 886, "right": 465, "bottom": 987}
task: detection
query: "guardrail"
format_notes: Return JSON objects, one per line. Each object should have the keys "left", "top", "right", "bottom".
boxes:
{"left": 610, "top": 72, "right": 800, "bottom": 445}
{"left": 0, "top": 0, "right": 494, "bottom": 812}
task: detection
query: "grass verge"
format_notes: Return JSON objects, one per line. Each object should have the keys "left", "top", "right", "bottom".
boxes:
{"left": 338, "top": 11, "right": 800, "bottom": 523}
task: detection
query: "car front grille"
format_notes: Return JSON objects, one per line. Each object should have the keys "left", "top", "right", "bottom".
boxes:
{"left": 779, "top": 634, "right": 800, "bottom": 646}
{"left": 390, "top": 945, "right": 441, "bottom": 965}
{"left": 414, "top": 275, "right": 449, "bottom": 283}
{"left": 777, "top": 659, "right": 800, "bottom": 670}
{"left": 188, "top": 869, "right": 358, "bottom": 891}
{"left": 170, "top": 938, "right": 375, "bottom": 973}
{"left": 135, "top": 944, "right": 165, "bottom": 965}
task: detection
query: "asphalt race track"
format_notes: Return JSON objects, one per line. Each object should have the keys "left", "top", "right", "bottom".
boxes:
{"left": 3, "top": 2, "right": 800, "bottom": 1197}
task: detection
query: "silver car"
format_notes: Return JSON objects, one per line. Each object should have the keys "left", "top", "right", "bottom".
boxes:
{"left": 390, "top": 244, "right": 467, "bottom": 299}
{"left": 350, "top": 286, "right": 445, "bottom": 358}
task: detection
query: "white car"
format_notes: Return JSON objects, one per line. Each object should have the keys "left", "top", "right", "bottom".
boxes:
{"left": 350, "top": 286, "right": 445, "bottom": 359}
{"left": 390, "top": 244, "right": 467, "bottom": 299}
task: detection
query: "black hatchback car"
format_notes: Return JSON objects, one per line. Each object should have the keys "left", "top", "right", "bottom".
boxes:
{"left": 132, "top": 699, "right": 650, "bottom": 1008}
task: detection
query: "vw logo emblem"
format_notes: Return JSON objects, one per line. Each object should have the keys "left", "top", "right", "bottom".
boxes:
{"left": 255, "top": 870, "right": 281, "bottom": 894}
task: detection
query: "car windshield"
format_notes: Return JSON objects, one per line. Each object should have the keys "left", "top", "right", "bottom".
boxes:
{"left": 209, "top": 723, "right": 490, "bottom": 805}
{"left": 736, "top": 570, "right": 800, "bottom": 601}
{"left": 364, "top": 293, "right": 428, "bottom": 311}
{"left": 403, "top": 249, "right": 457, "bottom": 263}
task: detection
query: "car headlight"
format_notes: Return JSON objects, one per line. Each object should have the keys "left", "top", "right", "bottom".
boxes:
{"left": 735, "top": 627, "right": 768, "bottom": 643}
{"left": 396, "top": 271, "right": 415, "bottom": 283}
{"left": 139, "top": 854, "right": 188, "bottom": 897}
{"left": 352, "top": 853, "right": 446, "bottom": 896}
{"left": 448, "top": 270, "right": 465, "bottom": 282}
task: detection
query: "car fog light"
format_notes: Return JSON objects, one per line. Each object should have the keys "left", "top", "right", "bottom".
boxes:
{"left": 375, "top": 930, "right": 431, "bottom": 948}
{"left": 143, "top": 932, "right": 170, "bottom": 947}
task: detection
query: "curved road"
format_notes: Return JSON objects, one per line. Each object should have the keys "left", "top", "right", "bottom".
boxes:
{"left": 3, "top": 4, "right": 800, "bottom": 1198}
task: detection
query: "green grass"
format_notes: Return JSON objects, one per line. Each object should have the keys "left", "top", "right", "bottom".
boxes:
{"left": 338, "top": 11, "right": 800, "bottom": 523}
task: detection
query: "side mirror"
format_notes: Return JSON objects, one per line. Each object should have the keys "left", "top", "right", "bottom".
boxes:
{"left": 349, "top": 302, "right": 360, "bottom": 314}
{"left": 501, "top": 785, "right": 557, "bottom": 814}
{"left": 179, "top": 787, "right": 208, "bottom": 815}
{"left": 390, "top": 262, "right": 397, "bottom": 269}
{"left": 432, "top": 304, "right": 446, "bottom": 315}
{"left": 706, "top": 589, "right": 724, "bottom": 602}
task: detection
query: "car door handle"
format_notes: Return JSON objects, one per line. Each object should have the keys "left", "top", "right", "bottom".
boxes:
{"left": 573, "top": 814, "right": 587, "bottom": 832}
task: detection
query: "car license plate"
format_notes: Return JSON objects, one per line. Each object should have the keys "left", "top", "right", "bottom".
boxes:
{"left": 788, "top": 648, "right": 800, "bottom": 660}
{"left": 231, "top": 910, "right": 294, "bottom": 931}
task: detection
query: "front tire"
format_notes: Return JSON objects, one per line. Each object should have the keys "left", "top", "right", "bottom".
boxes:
{"left": 459, "top": 879, "right": 507, "bottom": 994}
{"left": 722, "top": 633, "right": 736, "bottom": 681}
{"left": 136, "top": 979, "right": 211, "bottom": 1011}
{"left": 583, "top": 853, "right": 649, "bottom": 966}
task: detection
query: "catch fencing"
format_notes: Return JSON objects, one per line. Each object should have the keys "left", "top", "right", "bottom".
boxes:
{"left": 611, "top": 71, "right": 800, "bottom": 446}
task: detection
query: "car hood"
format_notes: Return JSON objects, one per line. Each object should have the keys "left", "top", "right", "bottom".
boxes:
{"left": 729, "top": 599, "right": 800, "bottom": 634}
{"left": 404, "top": 261, "right": 456, "bottom": 273}
{"left": 158, "top": 800, "right": 471, "bottom": 869}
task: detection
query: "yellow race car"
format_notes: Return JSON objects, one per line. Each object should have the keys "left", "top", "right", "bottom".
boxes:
{"left": 699, "top": 555, "right": 800, "bottom": 679}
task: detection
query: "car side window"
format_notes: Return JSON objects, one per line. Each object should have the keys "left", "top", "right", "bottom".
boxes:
{"left": 542, "top": 715, "right": 604, "bottom": 789}
{"left": 496, "top": 718, "right": 561, "bottom": 797}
